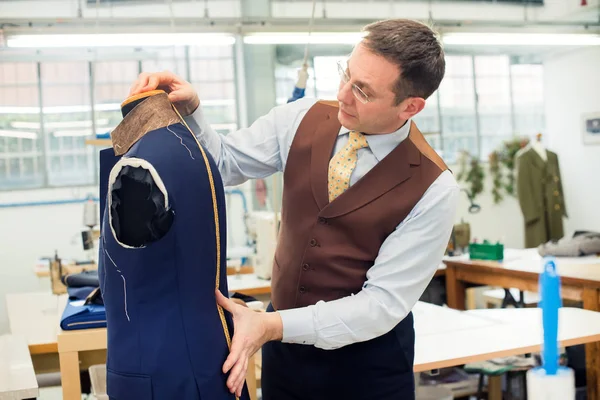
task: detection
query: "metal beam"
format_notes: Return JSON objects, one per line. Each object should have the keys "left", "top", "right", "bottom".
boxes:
{"left": 2, "top": 16, "right": 599, "bottom": 32}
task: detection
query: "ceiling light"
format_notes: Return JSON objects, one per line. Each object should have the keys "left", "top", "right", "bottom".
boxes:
{"left": 6, "top": 33, "right": 235, "bottom": 48}
{"left": 244, "top": 32, "right": 365, "bottom": 45}
{"left": 0, "top": 130, "right": 38, "bottom": 140}
{"left": 443, "top": 32, "right": 600, "bottom": 46}
{"left": 11, "top": 119, "right": 109, "bottom": 129}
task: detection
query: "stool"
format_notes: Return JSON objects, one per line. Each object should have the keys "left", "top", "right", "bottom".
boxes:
{"left": 484, "top": 288, "right": 539, "bottom": 309}
{"left": 465, "top": 356, "right": 535, "bottom": 400}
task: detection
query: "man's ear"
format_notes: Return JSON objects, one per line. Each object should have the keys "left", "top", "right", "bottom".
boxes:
{"left": 398, "top": 97, "right": 426, "bottom": 121}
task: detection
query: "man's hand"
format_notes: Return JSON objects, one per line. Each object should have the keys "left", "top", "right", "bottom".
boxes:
{"left": 215, "top": 289, "right": 283, "bottom": 397}
{"left": 129, "top": 71, "right": 200, "bottom": 116}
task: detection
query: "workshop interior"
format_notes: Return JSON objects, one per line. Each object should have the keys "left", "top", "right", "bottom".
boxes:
{"left": 1, "top": 0, "right": 600, "bottom": 399}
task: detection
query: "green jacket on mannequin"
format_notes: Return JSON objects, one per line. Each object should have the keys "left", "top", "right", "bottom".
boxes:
{"left": 515, "top": 144, "right": 567, "bottom": 248}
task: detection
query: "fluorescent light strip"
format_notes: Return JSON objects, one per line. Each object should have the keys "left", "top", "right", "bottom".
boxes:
{"left": 6, "top": 33, "right": 236, "bottom": 48}
{"left": 0, "top": 130, "right": 38, "bottom": 140}
{"left": 243, "top": 32, "right": 365, "bottom": 45}
{"left": 0, "top": 100, "right": 235, "bottom": 114}
{"left": 11, "top": 119, "right": 109, "bottom": 129}
{"left": 443, "top": 32, "right": 600, "bottom": 46}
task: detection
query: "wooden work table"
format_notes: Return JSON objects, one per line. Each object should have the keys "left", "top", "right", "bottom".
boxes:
{"left": 444, "top": 248, "right": 600, "bottom": 400}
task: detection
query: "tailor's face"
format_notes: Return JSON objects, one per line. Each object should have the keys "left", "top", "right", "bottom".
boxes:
{"left": 336, "top": 42, "right": 425, "bottom": 134}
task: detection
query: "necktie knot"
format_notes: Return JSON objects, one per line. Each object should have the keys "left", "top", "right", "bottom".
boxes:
{"left": 348, "top": 130, "right": 368, "bottom": 151}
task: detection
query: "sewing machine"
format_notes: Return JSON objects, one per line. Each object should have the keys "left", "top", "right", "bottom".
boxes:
{"left": 246, "top": 211, "right": 279, "bottom": 280}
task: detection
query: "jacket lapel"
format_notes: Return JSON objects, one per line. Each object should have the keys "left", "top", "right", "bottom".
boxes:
{"left": 310, "top": 107, "right": 342, "bottom": 211}
{"left": 320, "top": 123, "right": 421, "bottom": 219}
{"left": 527, "top": 147, "right": 547, "bottom": 171}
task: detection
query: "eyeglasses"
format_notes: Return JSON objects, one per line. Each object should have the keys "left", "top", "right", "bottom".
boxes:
{"left": 337, "top": 61, "right": 370, "bottom": 104}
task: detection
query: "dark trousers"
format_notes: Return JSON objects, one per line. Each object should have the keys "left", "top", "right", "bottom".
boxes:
{"left": 262, "top": 304, "right": 415, "bottom": 400}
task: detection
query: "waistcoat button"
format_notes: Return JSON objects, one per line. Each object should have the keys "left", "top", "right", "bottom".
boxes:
{"left": 299, "top": 286, "right": 306, "bottom": 293}
{"left": 309, "top": 238, "right": 317, "bottom": 247}
{"left": 318, "top": 217, "right": 327, "bottom": 224}
{"left": 302, "top": 263, "right": 309, "bottom": 271}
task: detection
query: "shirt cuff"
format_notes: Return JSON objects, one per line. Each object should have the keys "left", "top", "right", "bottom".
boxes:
{"left": 183, "top": 105, "right": 205, "bottom": 139}
{"left": 182, "top": 103, "right": 221, "bottom": 158}
{"left": 279, "top": 306, "right": 317, "bottom": 345}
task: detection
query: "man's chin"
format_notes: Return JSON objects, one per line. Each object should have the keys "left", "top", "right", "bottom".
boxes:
{"left": 338, "top": 109, "right": 357, "bottom": 128}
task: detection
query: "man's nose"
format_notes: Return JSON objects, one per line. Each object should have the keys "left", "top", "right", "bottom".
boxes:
{"left": 337, "top": 80, "right": 354, "bottom": 104}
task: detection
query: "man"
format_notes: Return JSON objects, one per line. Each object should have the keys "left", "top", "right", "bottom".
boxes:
{"left": 129, "top": 18, "right": 459, "bottom": 399}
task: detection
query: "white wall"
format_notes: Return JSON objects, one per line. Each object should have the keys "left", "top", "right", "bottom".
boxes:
{"left": 543, "top": 47, "right": 600, "bottom": 234}
{"left": 453, "top": 172, "right": 525, "bottom": 250}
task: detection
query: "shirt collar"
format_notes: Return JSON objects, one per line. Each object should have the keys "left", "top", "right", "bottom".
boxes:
{"left": 338, "top": 119, "right": 411, "bottom": 162}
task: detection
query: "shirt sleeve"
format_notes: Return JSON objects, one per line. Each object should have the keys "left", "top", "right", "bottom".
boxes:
{"left": 278, "top": 170, "right": 460, "bottom": 349}
{"left": 183, "top": 98, "right": 317, "bottom": 186}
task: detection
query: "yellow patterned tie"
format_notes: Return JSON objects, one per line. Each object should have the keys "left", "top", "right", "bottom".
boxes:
{"left": 328, "top": 130, "right": 369, "bottom": 202}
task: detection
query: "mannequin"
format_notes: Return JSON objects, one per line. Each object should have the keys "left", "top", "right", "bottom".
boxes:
{"left": 98, "top": 90, "right": 250, "bottom": 400}
{"left": 515, "top": 133, "right": 567, "bottom": 248}
{"left": 531, "top": 132, "right": 547, "bottom": 162}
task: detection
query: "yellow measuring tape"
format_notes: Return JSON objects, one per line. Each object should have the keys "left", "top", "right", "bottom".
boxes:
{"left": 171, "top": 104, "right": 239, "bottom": 400}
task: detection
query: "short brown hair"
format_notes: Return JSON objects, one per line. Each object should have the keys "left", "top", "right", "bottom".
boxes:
{"left": 362, "top": 19, "right": 445, "bottom": 105}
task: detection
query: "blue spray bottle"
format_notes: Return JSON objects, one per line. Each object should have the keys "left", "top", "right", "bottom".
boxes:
{"left": 526, "top": 257, "right": 575, "bottom": 399}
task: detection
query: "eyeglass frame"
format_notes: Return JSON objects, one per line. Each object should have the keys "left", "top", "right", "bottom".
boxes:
{"left": 337, "top": 60, "right": 371, "bottom": 104}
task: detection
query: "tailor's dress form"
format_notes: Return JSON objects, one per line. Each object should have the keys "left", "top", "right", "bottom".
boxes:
{"left": 98, "top": 110, "right": 249, "bottom": 400}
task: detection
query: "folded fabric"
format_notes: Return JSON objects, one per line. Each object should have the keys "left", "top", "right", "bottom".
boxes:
{"left": 67, "top": 286, "right": 104, "bottom": 305}
{"left": 60, "top": 298, "right": 106, "bottom": 331}
{"left": 538, "top": 231, "right": 600, "bottom": 257}
{"left": 61, "top": 270, "right": 99, "bottom": 288}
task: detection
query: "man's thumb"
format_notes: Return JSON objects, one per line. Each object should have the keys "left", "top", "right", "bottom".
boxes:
{"left": 215, "top": 289, "right": 234, "bottom": 313}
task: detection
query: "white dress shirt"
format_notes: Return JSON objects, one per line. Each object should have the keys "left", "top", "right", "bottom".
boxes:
{"left": 184, "top": 97, "right": 460, "bottom": 350}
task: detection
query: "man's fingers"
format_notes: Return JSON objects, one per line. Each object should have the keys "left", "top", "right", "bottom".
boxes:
{"left": 144, "top": 73, "right": 166, "bottom": 93}
{"left": 167, "top": 90, "right": 188, "bottom": 104}
{"left": 129, "top": 72, "right": 151, "bottom": 95}
{"left": 215, "top": 289, "right": 235, "bottom": 314}
{"left": 222, "top": 333, "right": 245, "bottom": 373}
{"left": 227, "top": 352, "right": 247, "bottom": 392}
{"left": 129, "top": 71, "right": 177, "bottom": 96}
{"left": 235, "top": 357, "right": 249, "bottom": 396}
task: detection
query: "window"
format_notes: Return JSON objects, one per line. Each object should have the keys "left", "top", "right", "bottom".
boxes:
{"left": 438, "top": 56, "right": 478, "bottom": 163}
{"left": 0, "top": 62, "right": 44, "bottom": 190}
{"left": 274, "top": 62, "right": 317, "bottom": 105}
{"left": 40, "top": 61, "right": 95, "bottom": 186}
{"left": 412, "top": 90, "right": 441, "bottom": 155}
{"left": 475, "top": 56, "right": 512, "bottom": 159}
{"left": 93, "top": 60, "right": 140, "bottom": 137}
{"left": 141, "top": 46, "right": 187, "bottom": 79}
{"left": 189, "top": 45, "right": 238, "bottom": 134}
{"left": 0, "top": 44, "right": 240, "bottom": 191}
{"left": 511, "top": 63, "right": 544, "bottom": 136}
{"left": 312, "top": 56, "right": 344, "bottom": 101}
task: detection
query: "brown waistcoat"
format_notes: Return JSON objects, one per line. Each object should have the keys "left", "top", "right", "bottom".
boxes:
{"left": 271, "top": 100, "right": 449, "bottom": 311}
